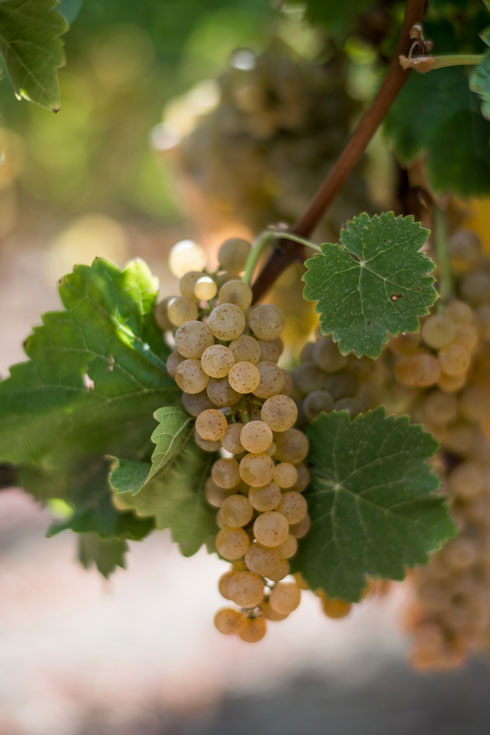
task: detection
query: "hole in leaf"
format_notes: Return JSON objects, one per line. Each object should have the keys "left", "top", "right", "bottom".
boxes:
{"left": 82, "top": 373, "right": 95, "bottom": 391}
{"left": 390, "top": 294, "right": 403, "bottom": 302}
{"left": 107, "top": 354, "right": 114, "bottom": 372}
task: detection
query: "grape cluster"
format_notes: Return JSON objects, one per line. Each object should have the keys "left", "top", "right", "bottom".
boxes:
{"left": 386, "top": 230, "right": 490, "bottom": 669}
{"left": 172, "top": 48, "right": 369, "bottom": 240}
{"left": 292, "top": 334, "right": 385, "bottom": 425}
{"left": 156, "top": 237, "right": 310, "bottom": 642}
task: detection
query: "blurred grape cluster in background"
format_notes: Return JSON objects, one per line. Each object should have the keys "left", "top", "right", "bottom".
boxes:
{"left": 1, "top": 0, "right": 490, "bottom": 733}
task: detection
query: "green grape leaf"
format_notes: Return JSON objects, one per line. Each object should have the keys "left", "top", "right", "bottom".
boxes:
{"left": 109, "top": 407, "right": 217, "bottom": 556}
{"left": 384, "top": 67, "right": 490, "bottom": 197}
{"left": 303, "top": 213, "right": 436, "bottom": 359}
{"left": 293, "top": 409, "right": 456, "bottom": 602}
{"left": 293, "top": 0, "right": 374, "bottom": 40}
{"left": 0, "top": 257, "right": 177, "bottom": 469}
{"left": 470, "top": 20, "right": 490, "bottom": 122}
{"left": 0, "top": 0, "right": 68, "bottom": 110}
{"left": 78, "top": 533, "right": 127, "bottom": 578}
{"left": 0, "top": 257, "right": 178, "bottom": 564}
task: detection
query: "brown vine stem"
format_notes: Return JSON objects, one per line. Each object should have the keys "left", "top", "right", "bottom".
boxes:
{"left": 251, "top": 0, "right": 427, "bottom": 303}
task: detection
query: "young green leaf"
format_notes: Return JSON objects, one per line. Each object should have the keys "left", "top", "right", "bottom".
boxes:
{"left": 78, "top": 533, "right": 128, "bottom": 579}
{"left": 110, "top": 407, "right": 218, "bottom": 556}
{"left": 470, "top": 22, "right": 490, "bottom": 122}
{"left": 303, "top": 213, "right": 436, "bottom": 358}
{"left": 293, "top": 409, "right": 456, "bottom": 602}
{"left": 0, "top": 0, "right": 68, "bottom": 110}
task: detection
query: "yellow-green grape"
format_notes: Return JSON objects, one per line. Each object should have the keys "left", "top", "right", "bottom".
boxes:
{"left": 167, "top": 296, "right": 199, "bottom": 327}
{"left": 228, "top": 571, "right": 265, "bottom": 607}
{"left": 218, "top": 569, "right": 237, "bottom": 599}
{"left": 258, "top": 338, "right": 283, "bottom": 363}
{"left": 179, "top": 271, "right": 202, "bottom": 300}
{"left": 300, "top": 341, "right": 315, "bottom": 362}
{"left": 214, "top": 607, "right": 243, "bottom": 634}
{"left": 289, "top": 513, "right": 311, "bottom": 539}
{"left": 266, "top": 441, "right": 277, "bottom": 457}
{"left": 248, "top": 482, "right": 281, "bottom": 512}
{"left": 175, "top": 320, "right": 214, "bottom": 359}
{"left": 221, "top": 494, "right": 254, "bottom": 527}
{"left": 448, "top": 229, "right": 481, "bottom": 268}
{"left": 175, "top": 359, "right": 209, "bottom": 394}
{"left": 447, "top": 462, "right": 484, "bottom": 500}
{"left": 221, "top": 423, "right": 245, "bottom": 454}
{"left": 460, "top": 268, "right": 490, "bottom": 304}
{"left": 216, "top": 527, "right": 250, "bottom": 560}
{"left": 421, "top": 315, "right": 456, "bottom": 350}
{"left": 261, "top": 600, "right": 289, "bottom": 622}
{"left": 389, "top": 332, "right": 421, "bottom": 356}
{"left": 205, "top": 477, "right": 233, "bottom": 508}
{"left": 459, "top": 386, "right": 490, "bottom": 422}
{"left": 218, "top": 279, "right": 253, "bottom": 309}
{"left": 209, "top": 303, "right": 246, "bottom": 341}
{"left": 201, "top": 345, "right": 235, "bottom": 378}
{"left": 294, "top": 572, "right": 310, "bottom": 590}
{"left": 394, "top": 353, "right": 441, "bottom": 387}
{"left": 229, "top": 335, "right": 262, "bottom": 364}
{"left": 217, "top": 237, "right": 252, "bottom": 274}
{"left": 248, "top": 304, "right": 285, "bottom": 340}
{"left": 168, "top": 239, "right": 207, "bottom": 278}
{"left": 240, "top": 420, "right": 273, "bottom": 454}
{"left": 261, "top": 394, "right": 298, "bottom": 432}
{"left": 253, "top": 511, "right": 289, "bottom": 547}
{"left": 446, "top": 300, "right": 474, "bottom": 323}
{"left": 438, "top": 343, "right": 471, "bottom": 376}
{"left": 166, "top": 350, "right": 185, "bottom": 378}
{"left": 290, "top": 464, "right": 310, "bottom": 492}
{"left": 238, "top": 615, "right": 267, "bottom": 643}
{"left": 196, "top": 408, "right": 228, "bottom": 441}
{"left": 444, "top": 422, "right": 476, "bottom": 455}
{"left": 228, "top": 361, "right": 261, "bottom": 394}
{"left": 423, "top": 391, "right": 458, "bottom": 425}
{"left": 239, "top": 453, "right": 275, "bottom": 487}
{"left": 312, "top": 337, "right": 347, "bottom": 372}
{"left": 320, "top": 595, "right": 352, "bottom": 619}
{"left": 269, "top": 582, "right": 301, "bottom": 615}
{"left": 207, "top": 377, "right": 241, "bottom": 407}
{"left": 276, "top": 534, "right": 298, "bottom": 559}
{"left": 453, "top": 322, "right": 479, "bottom": 351}
{"left": 212, "top": 457, "right": 241, "bottom": 489}
{"left": 182, "top": 390, "right": 214, "bottom": 417}
{"left": 274, "top": 429, "right": 309, "bottom": 464}
{"left": 245, "top": 544, "right": 281, "bottom": 576}
{"left": 154, "top": 297, "right": 173, "bottom": 330}
{"left": 253, "top": 361, "right": 284, "bottom": 399}
{"left": 194, "top": 429, "right": 221, "bottom": 453}
{"left": 303, "top": 390, "right": 334, "bottom": 422}
{"left": 194, "top": 275, "right": 217, "bottom": 301}
{"left": 273, "top": 462, "right": 298, "bottom": 489}
{"left": 278, "top": 491, "right": 308, "bottom": 524}
{"left": 292, "top": 363, "right": 326, "bottom": 394}
{"left": 438, "top": 372, "right": 467, "bottom": 393}
{"left": 267, "top": 558, "right": 290, "bottom": 582}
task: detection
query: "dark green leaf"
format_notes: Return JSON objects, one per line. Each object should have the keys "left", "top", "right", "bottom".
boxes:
{"left": 78, "top": 533, "right": 127, "bottom": 578}
{"left": 110, "top": 407, "right": 217, "bottom": 556}
{"left": 0, "top": 0, "right": 67, "bottom": 110}
{"left": 293, "top": 409, "right": 456, "bottom": 602}
{"left": 303, "top": 213, "right": 436, "bottom": 358}
{"left": 384, "top": 67, "right": 490, "bottom": 197}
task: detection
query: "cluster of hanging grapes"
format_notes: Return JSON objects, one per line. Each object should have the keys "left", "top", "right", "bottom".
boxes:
{"left": 289, "top": 227, "right": 490, "bottom": 669}
{"left": 156, "top": 237, "right": 314, "bottom": 642}
{"left": 170, "top": 47, "right": 369, "bottom": 240}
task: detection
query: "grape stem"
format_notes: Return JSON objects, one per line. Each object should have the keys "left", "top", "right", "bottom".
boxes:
{"left": 251, "top": 0, "right": 427, "bottom": 303}
{"left": 243, "top": 231, "right": 322, "bottom": 284}
{"left": 428, "top": 54, "right": 483, "bottom": 71}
